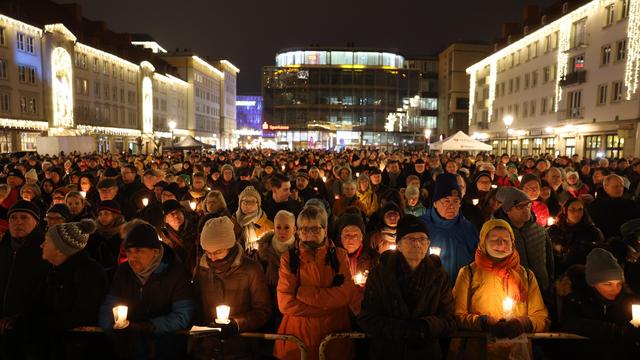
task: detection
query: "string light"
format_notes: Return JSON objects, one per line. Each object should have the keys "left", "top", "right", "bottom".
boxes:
{"left": 555, "top": 17, "right": 571, "bottom": 111}
{"left": 51, "top": 47, "right": 74, "bottom": 128}
{"left": 220, "top": 60, "right": 240, "bottom": 73}
{"left": 488, "top": 62, "right": 497, "bottom": 121}
{"left": 44, "top": 24, "right": 77, "bottom": 41}
{"left": 625, "top": 0, "right": 640, "bottom": 99}
{"left": 0, "top": 118, "right": 47, "bottom": 131}
{"left": 75, "top": 42, "right": 139, "bottom": 71}
{"left": 76, "top": 125, "right": 141, "bottom": 137}
{"left": 0, "top": 14, "right": 42, "bottom": 36}
{"left": 142, "top": 77, "right": 153, "bottom": 134}
{"left": 468, "top": 70, "right": 476, "bottom": 125}
{"left": 192, "top": 56, "right": 224, "bottom": 78}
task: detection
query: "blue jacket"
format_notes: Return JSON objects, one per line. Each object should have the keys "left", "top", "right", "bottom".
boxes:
{"left": 421, "top": 207, "right": 479, "bottom": 286}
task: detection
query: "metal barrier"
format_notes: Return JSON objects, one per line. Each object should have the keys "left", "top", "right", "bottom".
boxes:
{"left": 71, "top": 327, "right": 308, "bottom": 360}
{"left": 318, "top": 332, "right": 588, "bottom": 360}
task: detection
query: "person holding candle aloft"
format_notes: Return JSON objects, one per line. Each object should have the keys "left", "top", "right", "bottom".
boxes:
{"left": 561, "top": 248, "right": 640, "bottom": 359}
{"left": 192, "top": 216, "right": 271, "bottom": 359}
{"left": 275, "top": 204, "right": 356, "bottom": 360}
{"left": 450, "top": 219, "right": 550, "bottom": 359}
{"left": 99, "top": 221, "right": 194, "bottom": 360}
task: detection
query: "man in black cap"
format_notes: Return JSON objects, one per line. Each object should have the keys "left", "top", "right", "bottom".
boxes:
{"left": 358, "top": 214, "right": 455, "bottom": 359}
{"left": 0, "top": 200, "right": 48, "bottom": 358}
{"left": 99, "top": 221, "right": 194, "bottom": 360}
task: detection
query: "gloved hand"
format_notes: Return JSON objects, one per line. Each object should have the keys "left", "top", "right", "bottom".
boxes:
{"left": 503, "top": 318, "right": 529, "bottom": 339}
{"left": 0, "top": 316, "right": 16, "bottom": 335}
{"left": 621, "top": 324, "right": 640, "bottom": 348}
{"left": 487, "top": 319, "right": 508, "bottom": 338}
{"left": 406, "top": 319, "right": 428, "bottom": 340}
{"left": 214, "top": 319, "right": 239, "bottom": 339}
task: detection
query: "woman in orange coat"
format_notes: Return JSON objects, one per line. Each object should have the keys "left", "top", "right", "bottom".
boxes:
{"left": 275, "top": 204, "right": 356, "bottom": 360}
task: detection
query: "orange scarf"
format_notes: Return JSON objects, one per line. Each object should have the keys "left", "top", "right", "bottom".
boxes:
{"left": 474, "top": 249, "right": 526, "bottom": 302}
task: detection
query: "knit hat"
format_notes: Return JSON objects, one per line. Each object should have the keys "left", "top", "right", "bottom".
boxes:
{"left": 7, "top": 169, "right": 24, "bottom": 183}
{"left": 97, "top": 200, "right": 121, "bottom": 215}
{"left": 405, "top": 185, "right": 420, "bottom": 200}
{"left": 520, "top": 173, "right": 541, "bottom": 187}
{"left": 565, "top": 170, "right": 579, "bottom": 180}
{"left": 295, "top": 169, "right": 309, "bottom": 180}
{"left": 24, "top": 169, "right": 38, "bottom": 181}
{"left": 336, "top": 212, "right": 366, "bottom": 238}
{"left": 585, "top": 248, "right": 625, "bottom": 286}
{"left": 125, "top": 222, "right": 162, "bottom": 249}
{"left": 47, "top": 219, "right": 96, "bottom": 257}
{"left": 162, "top": 199, "right": 183, "bottom": 215}
{"left": 8, "top": 200, "right": 40, "bottom": 221}
{"left": 478, "top": 219, "right": 515, "bottom": 253}
{"left": 432, "top": 173, "right": 461, "bottom": 202}
{"left": 162, "top": 183, "right": 180, "bottom": 198}
{"left": 47, "top": 203, "right": 72, "bottom": 222}
{"left": 238, "top": 186, "right": 261, "bottom": 207}
{"left": 381, "top": 201, "right": 401, "bottom": 217}
{"left": 200, "top": 216, "right": 236, "bottom": 252}
{"left": 474, "top": 171, "right": 492, "bottom": 183}
{"left": 396, "top": 214, "right": 429, "bottom": 243}
{"left": 103, "top": 167, "right": 120, "bottom": 178}
{"left": 497, "top": 187, "right": 531, "bottom": 213}
{"left": 221, "top": 164, "right": 234, "bottom": 174}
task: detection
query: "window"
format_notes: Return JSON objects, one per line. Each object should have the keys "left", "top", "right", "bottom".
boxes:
{"left": 28, "top": 97, "right": 36, "bottom": 113}
{"left": 597, "top": 84, "right": 608, "bottom": 105}
{"left": 532, "top": 71, "right": 538, "bottom": 87}
{"left": 532, "top": 41, "right": 539, "bottom": 58}
{"left": 546, "top": 138, "right": 556, "bottom": 154}
{"left": 605, "top": 4, "right": 615, "bottom": 26}
{"left": 541, "top": 97, "right": 548, "bottom": 114}
{"left": 0, "top": 93, "right": 9, "bottom": 112}
{"left": 25, "top": 36, "right": 34, "bottom": 54}
{"left": 524, "top": 73, "right": 530, "bottom": 89}
{"left": 514, "top": 104, "right": 519, "bottom": 116}
{"left": 601, "top": 45, "right": 612, "bottom": 65}
{"left": 543, "top": 66, "right": 550, "bottom": 83}
{"left": 0, "top": 60, "right": 6, "bottom": 79}
{"left": 515, "top": 77, "right": 520, "bottom": 92}
{"left": 530, "top": 100, "right": 536, "bottom": 116}
{"left": 112, "top": 64, "right": 117, "bottom": 77}
{"left": 104, "top": 85, "right": 109, "bottom": 100}
{"left": 553, "top": 31, "right": 560, "bottom": 49}
{"left": 620, "top": 0, "right": 630, "bottom": 19}
{"left": 112, "top": 87, "right": 117, "bottom": 101}
{"left": 606, "top": 135, "right": 624, "bottom": 158}
{"left": 526, "top": 45, "right": 531, "bottom": 61}
{"left": 612, "top": 81, "right": 623, "bottom": 101}
{"left": 568, "top": 90, "right": 582, "bottom": 117}
{"left": 509, "top": 79, "right": 513, "bottom": 94}
{"left": 616, "top": 39, "right": 627, "bottom": 61}
{"left": 565, "top": 138, "right": 576, "bottom": 156}
{"left": 523, "top": 102, "right": 529, "bottom": 117}
{"left": 571, "top": 54, "right": 585, "bottom": 72}
{"left": 585, "top": 135, "right": 602, "bottom": 159}
{"left": 16, "top": 32, "right": 24, "bottom": 51}
{"left": 520, "top": 139, "right": 529, "bottom": 157}
{"left": 0, "top": 27, "right": 4, "bottom": 46}
{"left": 93, "top": 58, "right": 98, "bottom": 72}
{"left": 103, "top": 60, "right": 108, "bottom": 74}
{"left": 19, "top": 95, "right": 37, "bottom": 114}
{"left": 572, "top": 18, "right": 587, "bottom": 47}
{"left": 532, "top": 138, "right": 543, "bottom": 156}
{"left": 94, "top": 82, "right": 100, "bottom": 98}
{"left": 18, "top": 65, "right": 36, "bottom": 84}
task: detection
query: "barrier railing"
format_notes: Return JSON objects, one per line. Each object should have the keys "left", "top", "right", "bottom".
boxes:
{"left": 318, "top": 332, "right": 588, "bottom": 360}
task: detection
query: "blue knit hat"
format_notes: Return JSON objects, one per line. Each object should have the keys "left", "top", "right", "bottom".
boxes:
{"left": 432, "top": 173, "right": 461, "bottom": 202}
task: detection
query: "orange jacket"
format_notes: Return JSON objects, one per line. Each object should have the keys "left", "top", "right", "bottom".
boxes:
{"left": 275, "top": 243, "right": 356, "bottom": 360}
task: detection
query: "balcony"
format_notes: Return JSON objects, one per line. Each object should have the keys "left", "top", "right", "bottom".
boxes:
{"left": 559, "top": 70, "right": 587, "bottom": 87}
{"left": 558, "top": 107, "right": 584, "bottom": 120}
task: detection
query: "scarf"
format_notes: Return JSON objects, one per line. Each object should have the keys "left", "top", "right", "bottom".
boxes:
{"left": 397, "top": 255, "right": 430, "bottom": 310}
{"left": 348, "top": 245, "right": 364, "bottom": 275}
{"left": 272, "top": 235, "right": 295, "bottom": 257}
{"left": 207, "top": 244, "right": 240, "bottom": 275}
{"left": 134, "top": 245, "right": 164, "bottom": 286}
{"left": 380, "top": 226, "right": 397, "bottom": 248}
{"left": 474, "top": 248, "right": 526, "bottom": 302}
{"left": 301, "top": 239, "right": 326, "bottom": 251}
{"left": 235, "top": 209, "right": 263, "bottom": 250}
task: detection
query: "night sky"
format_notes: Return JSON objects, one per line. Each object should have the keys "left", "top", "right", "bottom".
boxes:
{"left": 54, "top": 0, "right": 557, "bottom": 94}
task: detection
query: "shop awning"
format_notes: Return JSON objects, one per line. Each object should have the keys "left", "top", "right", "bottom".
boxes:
{"left": 163, "top": 135, "right": 215, "bottom": 150}
{"left": 429, "top": 131, "right": 492, "bottom": 151}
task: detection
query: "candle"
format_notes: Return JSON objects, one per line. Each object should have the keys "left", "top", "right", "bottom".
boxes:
{"left": 631, "top": 304, "right": 640, "bottom": 328}
{"left": 281, "top": 165, "right": 286, "bottom": 171}
{"left": 429, "top": 246, "right": 441, "bottom": 256}
{"left": 472, "top": 199, "right": 479, "bottom": 206}
{"left": 491, "top": 184, "right": 498, "bottom": 189}
{"left": 215, "top": 305, "right": 231, "bottom": 324}
{"left": 142, "top": 198, "right": 149, "bottom": 207}
{"left": 353, "top": 272, "right": 366, "bottom": 286}
{"left": 356, "top": 172, "right": 360, "bottom": 178}
{"left": 547, "top": 217, "right": 555, "bottom": 226}
{"left": 79, "top": 191, "right": 86, "bottom": 198}
{"left": 335, "top": 195, "right": 340, "bottom": 200}
{"left": 190, "top": 201, "right": 197, "bottom": 211}
{"left": 322, "top": 176, "right": 327, "bottom": 182}
{"left": 313, "top": 187, "right": 318, "bottom": 191}
{"left": 112, "top": 305, "right": 128, "bottom": 329}
{"left": 389, "top": 244, "right": 397, "bottom": 251}
{"left": 518, "top": 175, "right": 523, "bottom": 182}
{"left": 502, "top": 297, "right": 514, "bottom": 320}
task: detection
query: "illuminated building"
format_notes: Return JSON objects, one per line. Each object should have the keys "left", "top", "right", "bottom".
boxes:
{"left": 212, "top": 59, "right": 239, "bottom": 149}
{"left": 468, "top": 0, "right": 640, "bottom": 158}
{"left": 236, "top": 95, "right": 263, "bottom": 130}
{"left": 262, "top": 47, "right": 422, "bottom": 149}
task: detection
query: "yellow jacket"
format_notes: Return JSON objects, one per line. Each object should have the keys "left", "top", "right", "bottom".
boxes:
{"left": 356, "top": 189, "right": 379, "bottom": 218}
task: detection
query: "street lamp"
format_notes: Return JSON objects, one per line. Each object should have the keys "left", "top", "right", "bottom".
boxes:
{"left": 168, "top": 120, "right": 177, "bottom": 148}
{"left": 503, "top": 115, "right": 513, "bottom": 155}
{"left": 424, "top": 129, "right": 431, "bottom": 151}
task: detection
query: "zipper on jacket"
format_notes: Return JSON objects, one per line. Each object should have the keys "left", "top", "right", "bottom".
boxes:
{"left": 2, "top": 250, "right": 17, "bottom": 315}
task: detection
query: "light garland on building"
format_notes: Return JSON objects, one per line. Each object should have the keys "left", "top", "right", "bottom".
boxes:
{"left": 142, "top": 77, "right": 153, "bottom": 134}
{"left": 625, "top": 0, "right": 640, "bottom": 99}
{"left": 0, "top": 118, "right": 47, "bottom": 131}
{"left": 44, "top": 24, "right": 77, "bottom": 41}
{"left": 192, "top": 56, "right": 224, "bottom": 78}
{"left": 220, "top": 60, "right": 240, "bottom": 73}
{"left": 75, "top": 42, "right": 139, "bottom": 71}
{"left": 468, "top": 70, "right": 476, "bottom": 125}
{"left": 487, "top": 62, "right": 497, "bottom": 121}
{"left": 165, "top": 74, "right": 189, "bottom": 87}
{"left": 51, "top": 47, "right": 74, "bottom": 128}
{"left": 0, "top": 14, "right": 42, "bottom": 36}
{"left": 76, "top": 125, "right": 141, "bottom": 137}
{"left": 555, "top": 17, "right": 571, "bottom": 111}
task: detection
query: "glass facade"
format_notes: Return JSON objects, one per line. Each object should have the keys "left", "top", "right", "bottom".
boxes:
{"left": 275, "top": 50, "right": 405, "bottom": 68}
{"left": 236, "top": 95, "right": 263, "bottom": 131}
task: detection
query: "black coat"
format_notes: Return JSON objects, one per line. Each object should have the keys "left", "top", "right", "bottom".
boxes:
{"left": 261, "top": 195, "right": 303, "bottom": 222}
{"left": 119, "top": 178, "right": 146, "bottom": 221}
{"left": 589, "top": 193, "right": 640, "bottom": 240}
{"left": 561, "top": 273, "right": 640, "bottom": 359}
{"left": 37, "top": 251, "right": 107, "bottom": 332}
{"left": 357, "top": 252, "right": 456, "bottom": 360}
{"left": 548, "top": 220, "right": 606, "bottom": 277}
{"left": 0, "top": 227, "right": 48, "bottom": 319}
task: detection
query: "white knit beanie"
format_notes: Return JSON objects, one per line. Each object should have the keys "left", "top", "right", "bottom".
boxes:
{"left": 200, "top": 216, "right": 236, "bottom": 252}
{"left": 238, "top": 186, "right": 261, "bottom": 207}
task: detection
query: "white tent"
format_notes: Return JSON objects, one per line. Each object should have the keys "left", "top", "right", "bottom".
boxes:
{"left": 429, "top": 131, "right": 492, "bottom": 151}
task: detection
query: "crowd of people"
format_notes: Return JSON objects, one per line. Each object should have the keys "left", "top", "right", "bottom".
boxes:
{"left": 0, "top": 148, "right": 639, "bottom": 360}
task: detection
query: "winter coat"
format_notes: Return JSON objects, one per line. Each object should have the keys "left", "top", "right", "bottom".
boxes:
{"left": 345, "top": 245, "right": 380, "bottom": 316}
{"left": 357, "top": 252, "right": 456, "bottom": 360}
{"left": 451, "top": 263, "right": 550, "bottom": 359}
{"left": 256, "top": 231, "right": 291, "bottom": 327}
{"left": 531, "top": 199, "right": 550, "bottom": 228}
{"left": 262, "top": 196, "right": 303, "bottom": 222}
{"left": 589, "top": 192, "right": 640, "bottom": 239}
{"left": 119, "top": 177, "right": 146, "bottom": 220}
{"left": 86, "top": 217, "right": 125, "bottom": 274}
{"left": 565, "top": 182, "right": 590, "bottom": 198}
{"left": 212, "top": 178, "right": 240, "bottom": 213}
{"left": 561, "top": 271, "right": 640, "bottom": 359}
{"left": 495, "top": 209, "right": 554, "bottom": 293}
{"left": 405, "top": 203, "right": 427, "bottom": 217}
{"left": 421, "top": 207, "right": 479, "bottom": 286}
{"left": 356, "top": 188, "right": 379, "bottom": 218}
{"left": 0, "top": 227, "right": 48, "bottom": 319}
{"left": 548, "top": 220, "right": 605, "bottom": 277}
{"left": 193, "top": 243, "right": 272, "bottom": 359}
{"left": 275, "top": 242, "right": 356, "bottom": 360}
{"left": 99, "top": 244, "right": 194, "bottom": 335}
{"left": 162, "top": 219, "right": 198, "bottom": 278}
{"left": 37, "top": 250, "right": 108, "bottom": 332}
{"left": 233, "top": 210, "right": 274, "bottom": 253}
{"left": 332, "top": 196, "right": 367, "bottom": 219}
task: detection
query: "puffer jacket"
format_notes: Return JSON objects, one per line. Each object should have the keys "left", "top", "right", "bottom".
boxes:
{"left": 275, "top": 242, "right": 356, "bottom": 360}
{"left": 451, "top": 263, "right": 550, "bottom": 359}
{"left": 357, "top": 252, "right": 456, "bottom": 360}
{"left": 356, "top": 188, "right": 379, "bottom": 218}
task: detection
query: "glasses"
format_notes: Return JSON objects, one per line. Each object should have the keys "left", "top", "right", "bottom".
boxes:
{"left": 402, "top": 236, "right": 430, "bottom": 244}
{"left": 299, "top": 226, "right": 324, "bottom": 235}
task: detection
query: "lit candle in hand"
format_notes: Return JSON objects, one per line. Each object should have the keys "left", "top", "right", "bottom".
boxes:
{"left": 112, "top": 305, "right": 128, "bottom": 329}
{"left": 491, "top": 184, "right": 498, "bottom": 189}
{"left": 472, "top": 199, "right": 479, "bottom": 206}
{"left": 631, "top": 304, "right": 640, "bottom": 328}
{"left": 142, "top": 198, "right": 149, "bottom": 207}
{"left": 429, "top": 246, "right": 441, "bottom": 256}
{"left": 547, "top": 217, "right": 555, "bottom": 226}
{"left": 353, "top": 272, "right": 367, "bottom": 286}
{"left": 389, "top": 244, "right": 397, "bottom": 251}
{"left": 216, "top": 305, "right": 231, "bottom": 324}
{"left": 190, "top": 201, "right": 197, "bottom": 211}
{"left": 502, "top": 297, "right": 514, "bottom": 320}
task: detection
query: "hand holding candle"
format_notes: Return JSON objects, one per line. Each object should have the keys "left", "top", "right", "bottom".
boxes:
{"left": 547, "top": 217, "right": 555, "bottom": 226}
{"left": 215, "top": 305, "right": 231, "bottom": 324}
{"left": 190, "top": 201, "right": 197, "bottom": 211}
{"left": 353, "top": 271, "right": 368, "bottom": 286}
{"left": 472, "top": 199, "right": 479, "bottom": 206}
{"left": 502, "top": 297, "right": 514, "bottom": 320}
{"left": 142, "top": 197, "right": 149, "bottom": 207}
{"left": 631, "top": 304, "right": 640, "bottom": 328}
{"left": 429, "top": 246, "right": 441, "bottom": 256}
{"left": 112, "top": 305, "right": 129, "bottom": 329}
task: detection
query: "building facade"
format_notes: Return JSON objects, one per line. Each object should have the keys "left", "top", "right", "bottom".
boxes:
{"left": 405, "top": 57, "right": 439, "bottom": 143}
{"left": 262, "top": 48, "right": 424, "bottom": 150}
{"left": 438, "top": 42, "right": 491, "bottom": 136}
{"left": 0, "top": 4, "right": 238, "bottom": 153}
{"left": 468, "top": 0, "right": 640, "bottom": 159}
